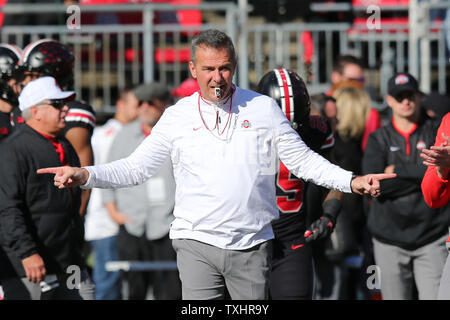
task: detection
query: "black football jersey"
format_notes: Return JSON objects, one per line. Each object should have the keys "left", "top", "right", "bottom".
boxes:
{"left": 275, "top": 115, "right": 334, "bottom": 216}
{"left": 63, "top": 100, "right": 96, "bottom": 136}
{"left": 0, "top": 111, "right": 12, "bottom": 141}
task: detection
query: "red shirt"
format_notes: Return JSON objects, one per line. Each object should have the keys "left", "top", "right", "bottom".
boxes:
{"left": 362, "top": 108, "right": 381, "bottom": 151}
{"left": 422, "top": 112, "right": 450, "bottom": 208}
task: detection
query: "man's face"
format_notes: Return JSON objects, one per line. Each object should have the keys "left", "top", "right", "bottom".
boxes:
{"left": 33, "top": 100, "right": 69, "bottom": 134}
{"left": 387, "top": 91, "right": 421, "bottom": 119}
{"left": 138, "top": 99, "right": 167, "bottom": 128}
{"left": 188, "top": 45, "right": 236, "bottom": 103}
{"left": 121, "top": 91, "right": 140, "bottom": 123}
{"left": 332, "top": 63, "right": 364, "bottom": 85}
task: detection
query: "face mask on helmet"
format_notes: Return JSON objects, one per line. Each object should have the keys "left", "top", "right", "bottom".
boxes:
{"left": 0, "top": 44, "right": 22, "bottom": 106}
{"left": 257, "top": 68, "right": 311, "bottom": 129}
{"left": 20, "top": 39, "right": 74, "bottom": 90}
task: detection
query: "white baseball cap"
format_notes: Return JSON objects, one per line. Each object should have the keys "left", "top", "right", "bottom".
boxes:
{"left": 18, "top": 76, "right": 76, "bottom": 111}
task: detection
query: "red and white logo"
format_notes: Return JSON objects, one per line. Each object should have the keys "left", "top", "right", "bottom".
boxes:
{"left": 241, "top": 120, "right": 251, "bottom": 128}
{"left": 416, "top": 140, "right": 427, "bottom": 150}
{"left": 395, "top": 74, "right": 409, "bottom": 85}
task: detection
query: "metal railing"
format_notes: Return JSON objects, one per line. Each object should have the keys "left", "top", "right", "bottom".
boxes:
{"left": 1, "top": 1, "right": 448, "bottom": 114}
{"left": 409, "top": 0, "right": 450, "bottom": 94}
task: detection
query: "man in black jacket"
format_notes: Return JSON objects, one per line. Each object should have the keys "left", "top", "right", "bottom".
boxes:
{"left": 362, "top": 73, "right": 449, "bottom": 300}
{"left": 0, "top": 76, "right": 94, "bottom": 300}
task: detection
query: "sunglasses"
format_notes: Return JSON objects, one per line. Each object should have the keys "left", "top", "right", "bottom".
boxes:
{"left": 394, "top": 91, "right": 416, "bottom": 102}
{"left": 347, "top": 77, "right": 366, "bottom": 84}
{"left": 36, "top": 99, "right": 67, "bottom": 110}
{"left": 138, "top": 100, "right": 154, "bottom": 106}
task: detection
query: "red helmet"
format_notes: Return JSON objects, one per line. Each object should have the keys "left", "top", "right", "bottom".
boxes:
{"left": 20, "top": 39, "right": 74, "bottom": 90}
{"left": 257, "top": 68, "right": 311, "bottom": 129}
{"left": 0, "top": 44, "right": 22, "bottom": 105}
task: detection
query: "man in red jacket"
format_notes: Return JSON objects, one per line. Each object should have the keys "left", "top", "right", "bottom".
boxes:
{"left": 421, "top": 111, "right": 450, "bottom": 300}
{"left": 421, "top": 112, "right": 450, "bottom": 208}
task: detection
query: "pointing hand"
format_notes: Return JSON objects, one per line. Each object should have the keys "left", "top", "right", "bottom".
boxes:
{"left": 37, "top": 166, "right": 89, "bottom": 189}
{"left": 351, "top": 173, "right": 397, "bottom": 197}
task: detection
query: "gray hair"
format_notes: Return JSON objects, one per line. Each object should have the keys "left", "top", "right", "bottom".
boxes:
{"left": 191, "top": 29, "right": 236, "bottom": 65}
{"left": 21, "top": 108, "right": 32, "bottom": 121}
{"left": 21, "top": 101, "right": 49, "bottom": 121}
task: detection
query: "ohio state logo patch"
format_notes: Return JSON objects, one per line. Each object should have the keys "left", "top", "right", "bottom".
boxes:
{"left": 395, "top": 74, "right": 409, "bottom": 85}
{"left": 241, "top": 120, "right": 251, "bottom": 128}
{"left": 416, "top": 140, "right": 427, "bottom": 150}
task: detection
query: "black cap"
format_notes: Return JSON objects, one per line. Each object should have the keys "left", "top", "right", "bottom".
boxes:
{"left": 387, "top": 73, "right": 420, "bottom": 97}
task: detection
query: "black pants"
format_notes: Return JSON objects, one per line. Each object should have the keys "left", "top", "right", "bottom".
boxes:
{"left": 270, "top": 236, "right": 313, "bottom": 300}
{"left": 117, "top": 226, "right": 181, "bottom": 300}
{"left": 270, "top": 213, "right": 313, "bottom": 300}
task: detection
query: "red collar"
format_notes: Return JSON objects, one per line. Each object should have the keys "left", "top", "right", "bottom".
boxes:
{"left": 141, "top": 123, "right": 151, "bottom": 137}
{"left": 392, "top": 118, "right": 418, "bottom": 156}
{"left": 35, "top": 129, "right": 67, "bottom": 165}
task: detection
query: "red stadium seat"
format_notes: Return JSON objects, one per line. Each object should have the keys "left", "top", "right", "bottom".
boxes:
{"left": 0, "top": 0, "right": 6, "bottom": 28}
{"left": 352, "top": 0, "right": 409, "bottom": 6}
{"left": 155, "top": 47, "right": 191, "bottom": 63}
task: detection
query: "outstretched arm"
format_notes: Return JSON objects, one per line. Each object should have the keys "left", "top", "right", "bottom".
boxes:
{"left": 37, "top": 116, "right": 172, "bottom": 189}
{"left": 273, "top": 100, "right": 396, "bottom": 195}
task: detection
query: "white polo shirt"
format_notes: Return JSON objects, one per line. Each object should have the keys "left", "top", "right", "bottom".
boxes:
{"left": 83, "top": 87, "right": 353, "bottom": 249}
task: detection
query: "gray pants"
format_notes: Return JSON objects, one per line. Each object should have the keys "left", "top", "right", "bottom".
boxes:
{"left": 438, "top": 240, "right": 450, "bottom": 299}
{"left": 1, "top": 268, "right": 95, "bottom": 300}
{"left": 172, "top": 239, "right": 272, "bottom": 300}
{"left": 373, "top": 235, "right": 447, "bottom": 300}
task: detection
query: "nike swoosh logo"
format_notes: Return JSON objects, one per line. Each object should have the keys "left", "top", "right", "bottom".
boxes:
{"left": 291, "top": 244, "right": 304, "bottom": 250}
{"left": 390, "top": 146, "right": 400, "bottom": 152}
{"left": 193, "top": 126, "right": 203, "bottom": 131}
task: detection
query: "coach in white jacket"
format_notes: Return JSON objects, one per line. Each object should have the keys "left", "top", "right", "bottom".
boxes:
{"left": 38, "top": 29, "right": 395, "bottom": 300}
